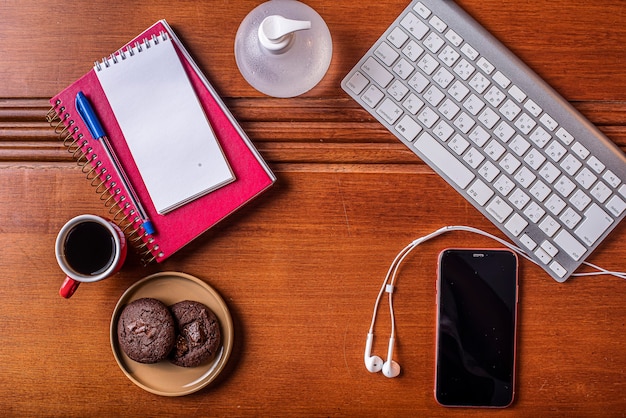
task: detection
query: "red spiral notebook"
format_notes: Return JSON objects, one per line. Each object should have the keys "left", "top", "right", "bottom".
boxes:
{"left": 47, "top": 20, "right": 276, "bottom": 264}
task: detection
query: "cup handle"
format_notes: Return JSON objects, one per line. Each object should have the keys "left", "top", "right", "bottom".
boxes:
{"left": 59, "top": 277, "right": 80, "bottom": 299}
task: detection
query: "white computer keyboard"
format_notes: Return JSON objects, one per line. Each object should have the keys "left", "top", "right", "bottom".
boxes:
{"left": 341, "top": 0, "right": 626, "bottom": 282}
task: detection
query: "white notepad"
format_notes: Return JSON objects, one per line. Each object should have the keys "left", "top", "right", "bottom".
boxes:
{"left": 95, "top": 33, "right": 234, "bottom": 214}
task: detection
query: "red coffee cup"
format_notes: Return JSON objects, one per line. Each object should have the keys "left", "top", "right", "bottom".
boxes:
{"left": 55, "top": 214, "right": 127, "bottom": 298}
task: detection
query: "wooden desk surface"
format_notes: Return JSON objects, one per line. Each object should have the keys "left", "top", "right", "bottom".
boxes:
{"left": 1, "top": 0, "right": 625, "bottom": 415}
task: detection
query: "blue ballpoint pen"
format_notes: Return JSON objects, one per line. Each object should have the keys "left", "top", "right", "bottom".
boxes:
{"left": 75, "top": 91, "right": 156, "bottom": 235}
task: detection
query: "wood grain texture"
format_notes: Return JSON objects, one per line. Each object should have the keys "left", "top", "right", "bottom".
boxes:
{"left": 0, "top": 0, "right": 625, "bottom": 416}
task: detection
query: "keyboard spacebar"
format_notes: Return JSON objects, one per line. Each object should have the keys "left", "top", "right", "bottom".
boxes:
{"left": 413, "top": 133, "right": 475, "bottom": 189}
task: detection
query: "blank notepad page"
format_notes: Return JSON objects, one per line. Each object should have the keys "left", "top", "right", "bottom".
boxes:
{"left": 95, "top": 34, "right": 234, "bottom": 214}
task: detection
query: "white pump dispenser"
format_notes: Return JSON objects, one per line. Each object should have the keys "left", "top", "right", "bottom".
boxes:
{"left": 258, "top": 15, "right": 311, "bottom": 53}
{"left": 234, "top": 0, "right": 333, "bottom": 98}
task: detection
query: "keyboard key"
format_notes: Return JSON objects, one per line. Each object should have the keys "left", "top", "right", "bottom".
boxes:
{"left": 429, "top": 16, "right": 447, "bottom": 33}
{"left": 400, "top": 13, "right": 429, "bottom": 40}
{"left": 569, "top": 189, "right": 591, "bottom": 211}
{"left": 524, "top": 99, "right": 542, "bottom": 117}
{"left": 388, "top": 80, "right": 409, "bottom": 101}
{"left": 520, "top": 234, "right": 537, "bottom": 251}
{"left": 448, "top": 80, "right": 470, "bottom": 102}
{"left": 504, "top": 213, "right": 528, "bottom": 236}
{"left": 523, "top": 201, "right": 545, "bottom": 223}
{"left": 494, "top": 174, "right": 515, "bottom": 196}
{"left": 572, "top": 141, "right": 590, "bottom": 160}
{"left": 478, "top": 161, "right": 500, "bottom": 182}
{"left": 556, "top": 127, "right": 575, "bottom": 145}
{"left": 424, "top": 32, "right": 445, "bottom": 53}
{"left": 362, "top": 85, "right": 384, "bottom": 108}
{"left": 395, "top": 115, "right": 422, "bottom": 142}
{"left": 492, "top": 71, "right": 510, "bottom": 88}
{"left": 402, "top": 40, "right": 425, "bottom": 62}
{"left": 541, "top": 240, "right": 559, "bottom": 257}
{"left": 449, "top": 134, "right": 470, "bottom": 155}
{"left": 402, "top": 93, "right": 424, "bottom": 114}
{"left": 546, "top": 141, "right": 567, "bottom": 162}
{"left": 602, "top": 170, "right": 620, "bottom": 188}
{"left": 534, "top": 247, "right": 551, "bottom": 265}
{"left": 607, "top": 195, "right": 626, "bottom": 217}
{"left": 529, "top": 126, "right": 551, "bottom": 148}
{"left": 413, "top": 2, "right": 431, "bottom": 19}
{"left": 393, "top": 58, "right": 415, "bottom": 80}
{"left": 417, "top": 53, "right": 439, "bottom": 75}
{"left": 574, "top": 203, "right": 613, "bottom": 246}
{"left": 540, "top": 113, "right": 558, "bottom": 131}
{"left": 376, "top": 98, "right": 403, "bottom": 124}
{"left": 362, "top": 57, "right": 393, "bottom": 88}
{"left": 453, "top": 59, "right": 475, "bottom": 80}
{"left": 587, "top": 156, "right": 605, "bottom": 174}
{"left": 515, "top": 166, "right": 536, "bottom": 189}
{"left": 433, "top": 120, "right": 454, "bottom": 141}
{"left": 417, "top": 106, "right": 439, "bottom": 128}
{"left": 508, "top": 85, "right": 526, "bottom": 103}
{"left": 484, "top": 86, "right": 506, "bottom": 107}
{"left": 514, "top": 113, "right": 536, "bottom": 135}
{"left": 463, "top": 94, "right": 485, "bottom": 115}
{"left": 433, "top": 67, "right": 454, "bottom": 88}
{"left": 463, "top": 147, "right": 485, "bottom": 168}
{"left": 477, "top": 57, "right": 495, "bottom": 74}
{"left": 445, "top": 29, "right": 463, "bottom": 47}
{"left": 500, "top": 99, "right": 521, "bottom": 121}
{"left": 549, "top": 261, "right": 567, "bottom": 279}
{"left": 374, "top": 42, "right": 399, "bottom": 66}
{"left": 560, "top": 207, "right": 582, "bottom": 229}
{"left": 554, "top": 229, "right": 586, "bottom": 261}
{"left": 539, "top": 215, "right": 560, "bottom": 237}
{"left": 345, "top": 72, "right": 369, "bottom": 94}
{"left": 590, "top": 181, "right": 611, "bottom": 203}
{"left": 560, "top": 154, "right": 582, "bottom": 176}
{"left": 460, "top": 43, "right": 478, "bottom": 60}
{"left": 509, "top": 134, "right": 531, "bottom": 156}
{"left": 499, "top": 152, "right": 521, "bottom": 175}
{"left": 408, "top": 72, "right": 430, "bottom": 93}
{"left": 539, "top": 162, "right": 561, "bottom": 184}
{"left": 424, "top": 85, "right": 445, "bottom": 106}
{"left": 439, "top": 99, "right": 460, "bottom": 120}
{"left": 485, "top": 140, "right": 506, "bottom": 160}
{"left": 545, "top": 193, "right": 566, "bottom": 215}
{"left": 555, "top": 175, "right": 576, "bottom": 197}
{"left": 575, "top": 167, "right": 597, "bottom": 189}
{"left": 469, "top": 72, "right": 489, "bottom": 94}
{"left": 387, "top": 27, "right": 409, "bottom": 48}
{"left": 438, "top": 45, "right": 460, "bottom": 67}
{"left": 487, "top": 196, "right": 513, "bottom": 222}
{"left": 413, "top": 132, "right": 475, "bottom": 188}
{"left": 467, "top": 179, "right": 494, "bottom": 206}
{"left": 453, "top": 112, "right": 475, "bottom": 133}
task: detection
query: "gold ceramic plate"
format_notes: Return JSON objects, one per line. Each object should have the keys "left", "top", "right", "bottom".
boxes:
{"left": 110, "top": 271, "right": 233, "bottom": 396}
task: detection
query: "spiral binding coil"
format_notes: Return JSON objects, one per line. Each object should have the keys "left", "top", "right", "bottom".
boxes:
{"left": 95, "top": 32, "right": 168, "bottom": 71}
{"left": 46, "top": 101, "right": 160, "bottom": 265}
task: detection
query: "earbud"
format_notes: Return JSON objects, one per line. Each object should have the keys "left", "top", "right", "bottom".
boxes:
{"left": 364, "top": 332, "right": 383, "bottom": 373}
{"left": 382, "top": 337, "right": 401, "bottom": 378}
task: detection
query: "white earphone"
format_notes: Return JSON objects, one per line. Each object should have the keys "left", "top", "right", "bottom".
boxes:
{"left": 364, "top": 225, "right": 626, "bottom": 378}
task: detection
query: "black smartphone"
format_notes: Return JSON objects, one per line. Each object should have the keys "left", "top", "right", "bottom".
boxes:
{"left": 435, "top": 248, "right": 519, "bottom": 408}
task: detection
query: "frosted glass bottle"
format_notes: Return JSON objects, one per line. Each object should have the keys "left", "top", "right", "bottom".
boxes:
{"left": 234, "top": 0, "right": 333, "bottom": 98}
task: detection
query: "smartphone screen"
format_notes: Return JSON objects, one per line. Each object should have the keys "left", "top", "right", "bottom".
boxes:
{"left": 435, "top": 249, "right": 518, "bottom": 408}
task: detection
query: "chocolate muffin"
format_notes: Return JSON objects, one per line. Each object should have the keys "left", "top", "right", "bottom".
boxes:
{"left": 117, "top": 298, "right": 176, "bottom": 364}
{"left": 169, "top": 300, "right": 221, "bottom": 367}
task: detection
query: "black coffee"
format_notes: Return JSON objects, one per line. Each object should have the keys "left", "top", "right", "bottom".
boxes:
{"left": 64, "top": 221, "right": 115, "bottom": 276}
